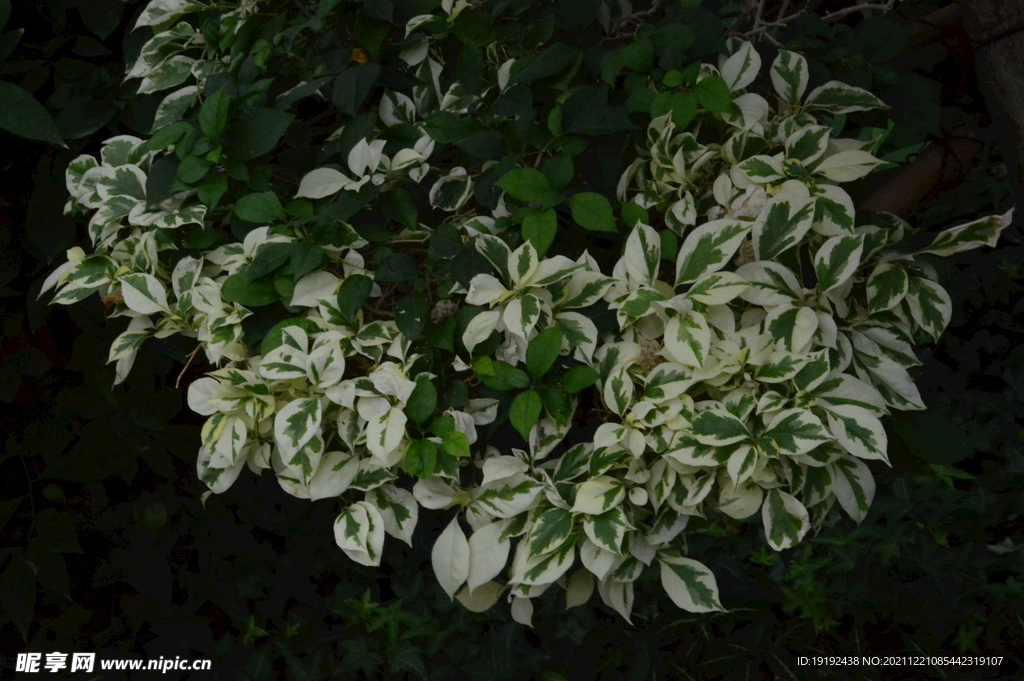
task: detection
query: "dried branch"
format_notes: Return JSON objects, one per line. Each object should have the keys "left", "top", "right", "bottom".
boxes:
{"left": 176, "top": 342, "right": 206, "bottom": 389}
{"left": 733, "top": 0, "right": 898, "bottom": 44}
{"left": 601, "top": 0, "right": 665, "bottom": 44}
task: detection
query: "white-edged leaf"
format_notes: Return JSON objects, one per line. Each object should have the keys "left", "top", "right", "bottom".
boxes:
{"left": 467, "top": 521, "right": 511, "bottom": 592}
{"left": 761, "top": 489, "right": 809, "bottom": 551}
{"left": 433, "top": 516, "right": 471, "bottom": 599}
{"left": 675, "top": 218, "right": 750, "bottom": 285}
{"left": 659, "top": 553, "right": 725, "bottom": 613}
{"left": 119, "top": 273, "right": 170, "bottom": 314}
{"left": 334, "top": 501, "right": 386, "bottom": 567}
{"left": 813, "top": 234, "right": 864, "bottom": 292}
{"left": 805, "top": 80, "right": 889, "bottom": 114}
{"left": 866, "top": 262, "right": 909, "bottom": 313}
{"left": 296, "top": 167, "right": 350, "bottom": 199}
{"left": 830, "top": 456, "right": 875, "bottom": 523}
{"left": 824, "top": 403, "right": 889, "bottom": 464}
{"left": 770, "top": 50, "right": 808, "bottom": 104}
{"left": 918, "top": 208, "right": 1013, "bottom": 257}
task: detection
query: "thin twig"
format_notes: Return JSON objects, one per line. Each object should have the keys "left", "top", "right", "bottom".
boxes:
{"left": 176, "top": 342, "right": 205, "bottom": 388}
{"left": 820, "top": 0, "right": 896, "bottom": 23}
{"left": 601, "top": 0, "right": 665, "bottom": 44}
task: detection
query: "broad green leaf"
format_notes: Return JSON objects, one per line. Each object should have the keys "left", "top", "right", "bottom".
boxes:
{"left": 442, "top": 431, "right": 471, "bottom": 459}
{"left": 405, "top": 438, "right": 438, "bottom": 475}
{"left": 510, "top": 390, "right": 542, "bottom": 440}
{"left": 0, "top": 82, "right": 66, "bottom": 146}
{"left": 521, "top": 207, "right": 558, "bottom": 255}
{"left": 659, "top": 554, "right": 725, "bottom": 613}
{"left": 526, "top": 327, "right": 564, "bottom": 381}
{"left": 336, "top": 274, "right": 373, "bottom": 323}
{"left": 569, "top": 192, "right": 617, "bottom": 232}
{"left": 770, "top": 50, "right": 808, "bottom": 104}
{"left": 813, "top": 234, "right": 864, "bottom": 292}
{"left": 222, "top": 273, "right": 277, "bottom": 307}
{"left": 563, "top": 366, "right": 599, "bottom": 393}
{"left": 761, "top": 489, "right": 809, "bottom": 551}
{"left": 675, "top": 218, "right": 750, "bottom": 285}
{"left": 234, "top": 108, "right": 295, "bottom": 161}
{"left": 234, "top": 192, "right": 286, "bottom": 223}
{"left": 397, "top": 294, "right": 429, "bottom": 339}
{"left": 406, "top": 376, "right": 438, "bottom": 426}
{"left": 695, "top": 76, "right": 732, "bottom": 114}
{"left": 805, "top": 81, "right": 889, "bottom": 113}
{"left": 199, "top": 87, "right": 230, "bottom": 142}
{"left": 866, "top": 262, "right": 908, "bottom": 313}
{"left": 496, "top": 168, "right": 551, "bottom": 203}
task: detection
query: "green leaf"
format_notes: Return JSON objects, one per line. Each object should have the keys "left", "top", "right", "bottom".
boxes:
{"left": 332, "top": 63, "right": 380, "bottom": 116}
{"left": 563, "top": 366, "right": 599, "bottom": 393}
{"left": 287, "top": 244, "right": 325, "bottom": 279}
{"left": 0, "top": 81, "right": 65, "bottom": 146}
{"left": 526, "top": 327, "right": 564, "bottom": 381}
{"left": 234, "top": 108, "right": 295, "bottom": 162}
{"left": 406, "top": 376, "right": 438, "bottom": 426}
{"left": 621, "top": 203, "right": 648, "bottom": 229}
{"left": 570, "top": 192, "right": 617, "bottom": 232}
{"left": 199, "top": 87, "right": 231, "bottom": 142}
{"left": 397, "top": 294, "right": 428, "bottom": 339}
{"left": 404, "top": 440, "right": 437, "bottom": 478}
{"left": 248, "top": 243, "right": 293, "bottom": 279}
{"left": 622, "top": 37, "right": 654, "bottom": 73}
{"left": 479, "top": 360, "right": 531, "bottom": 391}
{"left": 234, "top": 192, "right": 286, "bottom": 223}
{"left": 541, "top": 156, "right": 573, "bottom": 191}
{"left": 522, "top": 208, "right": 558, "bottom": 256}
{"left": 510, "top": 390, "right": 542, "bottom": 440}
{"left": 221, "top": 273, "right": 278, "bottom": 307}
{"left": 561, "top": 85, "right": 637, "bottom": 136}
{"left": 375, "top": 253, "right": 418, "bottom": 283}
{"left": 695, "top": 76, "right": 731, "bottom": 113}
{"left": 337, "top": 274, "right": 373, "bottom": 323}
{"left": 442, "top": 431, "right": 471, "bottom": 459}
{"left": 497, "top": 168, "right": 551, "bottom": 203}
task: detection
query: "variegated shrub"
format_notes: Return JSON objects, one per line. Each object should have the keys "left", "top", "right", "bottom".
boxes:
{"left": 43, "top": 0, "right": 1013, "bottom": 625}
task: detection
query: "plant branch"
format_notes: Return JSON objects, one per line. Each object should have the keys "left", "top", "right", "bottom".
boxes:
{"left": 176, "top": 342, "right": 206, "bottom": 388}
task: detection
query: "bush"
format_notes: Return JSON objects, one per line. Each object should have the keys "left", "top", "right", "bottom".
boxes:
{"left": 37, "top": 0, "right": 1016, "bottom": 628}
